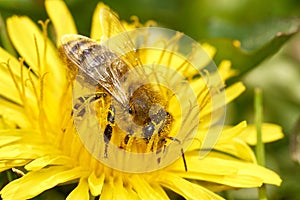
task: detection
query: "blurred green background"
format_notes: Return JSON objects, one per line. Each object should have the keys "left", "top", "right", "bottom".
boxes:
{"left": 0, "top": 0, "right": 300, "bottom": 199}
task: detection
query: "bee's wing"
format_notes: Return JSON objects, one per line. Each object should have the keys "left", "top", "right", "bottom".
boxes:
{"left": 61, "top": 34, "right": 105, "bottom": 84}
{"left": 99, "top": 8, "right": 142, "bottom": 70}
{"left": 99, "top": 8, "right": 126, "bottom": 39}
{"left": 61, "top": 34, "right": 88, "bottom": 69}
{"left": 61, "top": 34, "right": 129, "bottom": 106}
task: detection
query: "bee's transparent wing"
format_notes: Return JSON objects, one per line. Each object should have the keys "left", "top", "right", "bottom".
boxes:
{"left": 99, "top": 8, "right": 142, "bottom": 71}
{"left": 61, "top": 34, "right": 109, "bottom": 84}
{"left": 61, "top": 34, "right": 129, "bottom": 106}
{"left": 61, "top": 34, "right": 88, "bottom": 69}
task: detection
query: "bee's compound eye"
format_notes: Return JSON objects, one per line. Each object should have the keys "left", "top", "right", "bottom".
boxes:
{"left": 142, "top": 123, "right": 155, "bottom": 139}
{"left": 128, "top": 105, "right": 134, "bottom": 115}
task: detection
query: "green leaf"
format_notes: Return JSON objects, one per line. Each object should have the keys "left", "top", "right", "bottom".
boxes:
{"left": 203, "top": 18, "right": 300, "bottom": 77}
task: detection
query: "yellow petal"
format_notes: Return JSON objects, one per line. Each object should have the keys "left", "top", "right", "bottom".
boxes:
{"left": 0, "top": 98, "right": 31, "bottom": 128}
{"left": 123, "top": 185, "right": 140, "bottom": 200}
{"left": 0, "top": 166, "right": 87, "bottom": 200}
{"left": 0, "top": 61, "right": 36, "bottom": 107}
{"left": 240, "top": 123, "right": 284, "bottom": 145}
{"left": 0, "top": 67, "right": 21, "bottom": 103}
{"left": 114, "top": 174, "right": 133, "bottom": 199}
{"left": 0, "top": 143, "right": 53, "bottom": 160}
{"left": 190, "top": 122, "right": 256, "bottom": 162}
{"left": 0, "top": 68, "right": 21, "bottom": 104}
{"left": 88, "top": 171, "right": 105, "bottom": 196}
{"left": 0, "top": 129, "right": 61, "bottom": 160}
{"left": 0, "top": 48, "right": 38, "bottom": 119}
{"left": 150, "top": 184, "right": 170, "bottom": 200}
{"left": 66, "top": 178, "right": 89, "bottom": 200}
{"left": 168, "top": 153, "right": 237, "bottom": 176}
{"left": 153, "top": 172, "right": 224, "bottom": 200}
{"left": 201, "top": 43, "right": 216, "bottom": 59}
{"left": 215, "top": 138, "right": 257, "bottom": 163}
{"left": 0, "top": 160, "right": 29, "bottom": 173}
{"left": 218, "top": 60, "right": 238, "bottom": 81}
{"left": 224, "top": 82, "right": 246, "bottom": 104}
{"left": 0, "top": 47, "right": 37, "bottom": 83}
{"left": 199, "top": 82, "right": 245, "bottom": 118}
{"left": 99, "top": 176, "right": 114, "bottom": 200}
{"left": 218, "top": 121, "right": 247, "bottom": 143}
{"left": 188, "top": 123, "right": 248, "bottom": 163}
{"left": 129, "top": 175, "right": 163, "bottom": 199}
{"left": 45, "top": 0, "right": 77, "bottom": 45}
{"left": 0, "top": 129, "right": 45, "bottom": 144}
{"left": 169, "top": 156, "right": 282, "bottom": 187}
{"left": 100, "top": 174, "right": 135, "bottom": 200}
{"left": 25, "top": 155, "right": 75, "bottom": 171}
{"left": 7, "top": 16, "right": 64, "bottom": 81}
{"left": 190, "top": 121, "right": 247, "bottom": 151}
{"left": 0, "top": 134, "right": 20, "bottom": 147}
{"left": 90, "top": 2, "right": 110, "bottom": 40}
{"left": 7, "top": 16, "right": 67, "bottom": 127}
{"left": 0, "top": 129, "right": 36, "bottom": 146}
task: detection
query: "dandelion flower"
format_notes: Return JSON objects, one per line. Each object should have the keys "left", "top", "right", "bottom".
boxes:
{"left": 0, "top": 1, "right": 283, "bottom": 199}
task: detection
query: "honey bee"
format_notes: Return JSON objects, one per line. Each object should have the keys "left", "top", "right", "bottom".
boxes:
{"left": 61, "top": 8, "right": 187, "bottom": 171}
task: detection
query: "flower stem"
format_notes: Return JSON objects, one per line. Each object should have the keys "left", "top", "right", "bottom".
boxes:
{"left": 254, "top": 88, "right": 267, "bottom": 200}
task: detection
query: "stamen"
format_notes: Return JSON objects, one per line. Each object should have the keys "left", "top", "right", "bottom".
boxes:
{"left": 38, "top": 19, "right": 50, "bottom": 74}
{"left": 6, "top": 60, "right": 23, "bottom": 103}
{"left": 33, "top": 36, "right": 41, "bottom": 76}
{"left": 196, "top": 70, "right": 212, "bottom": 110}
{"left": 27, "top": 67, "right": 38, "bottom": 108}
{"left": 129, "top": 16, "right": 142, "bottom": 28}
{"left": 19, "top": 59, "right": 36, "bottom": 125}
{"left": 144, "top": 20, "right": 157, "bottom": 27}
{"left": 166, "top": 32, "right": 183, "bottom": 67}
{"left": 182, "top": 43, "right": 199, "bottom": 76}
{"left": 5, "top": 59, "right": 38, "bottom": 127}
{"left": 19, "top": 58, "right": 25, "bottom": 97}
{"left": 157, "top": 42, "right": 167, "bottom": 65}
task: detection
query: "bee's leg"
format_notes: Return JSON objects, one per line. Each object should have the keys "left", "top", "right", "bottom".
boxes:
{"left": 142, "top": 122, "right": 158, "bottom": 152}
{"left": 72, "top": 92, "right": 107, "bottom": 117}
{"left": 123, "top": 131, "right": 135, "bottom": 152}
{"left": 103, "top": 124, "right": 112, "bottom": 158}
{"left": 166, "top": 136, "right": 187, "bottom": 172}
{"left": 180, "top": 148, "right": 187, "bottom": 172}
{"left": 155, "top": 138, "right": 167, "bottom": 165}
{"left": 103, "top": 105, "right": 115, "bottom": 158}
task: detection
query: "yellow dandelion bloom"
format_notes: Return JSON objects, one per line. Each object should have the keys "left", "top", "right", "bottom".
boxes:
{"left": 0, "top": 1, "right": 283, "bottom": 200}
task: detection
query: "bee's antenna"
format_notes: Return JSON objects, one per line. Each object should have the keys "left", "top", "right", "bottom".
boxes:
{"left": 166, "top": 136, "right": 188, "bottom": 172}
{"left": 181, "top": 148, "right": 188, "bottom": 172}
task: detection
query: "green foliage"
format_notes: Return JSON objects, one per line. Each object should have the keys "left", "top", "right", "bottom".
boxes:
{"left": 204, "top": 19, "right": 300, "bottom": 77}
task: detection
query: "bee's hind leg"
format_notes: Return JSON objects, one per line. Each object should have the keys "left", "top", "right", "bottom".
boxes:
{"left": 103, "top": 105, "right": 115, "bottom": 158}
{"left": 103, "top": 124, "right": 112, "bottom": 158}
